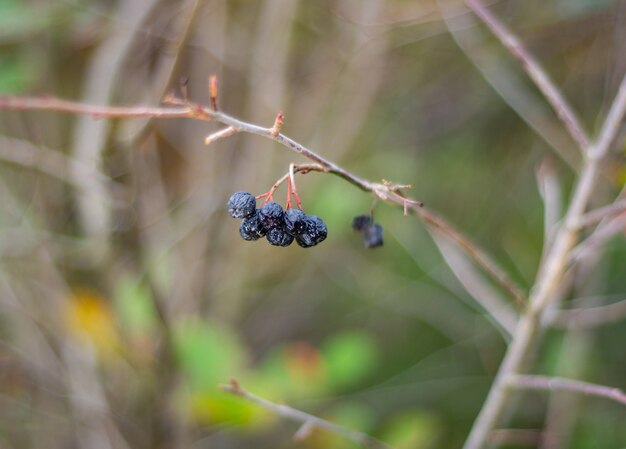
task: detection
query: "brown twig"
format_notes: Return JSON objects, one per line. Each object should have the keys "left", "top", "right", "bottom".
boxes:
{"left": 270, "top": 111, "right": 284, "bottom": 138}
{"left": 204, "top": 126, "right": 238, "bottom": 145}
{"left": 209, "top": 74, "right": 219, "bottom": 111}
{"left": 506, "top": 375, "right": 626, "bottom": 407}
{"left": 465, "top": 0, "right": 590, "bottom": 153}
{"left": 220, "top": 379, "right": 393, "bottom": 449}
{"left": 0, "top": 92, "right": 526, "bottom": 310}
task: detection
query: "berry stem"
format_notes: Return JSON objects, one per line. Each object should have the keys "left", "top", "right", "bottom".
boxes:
{"left": 289, "top": 163, "right": 303, "bottom": 210}
{"left": 286, "top": 176, "right": 293, "bottom": 209}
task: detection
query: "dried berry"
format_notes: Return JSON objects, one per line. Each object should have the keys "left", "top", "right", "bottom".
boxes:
{"left": 266, "top": 227, "right": 294, "bottom": 247}
{"left": 258, "top": 201, "right": 284, "bottom": 229}
{"left": 296, "top": 215, "right": 327, "bottom": 248}
{"left": 227, "top": 192, "right": 256, "bottom": 218}
{"left": 239, "top": 210, "right": 267, "bottom": 241}
{"left": 363, "top": 223, "right": 383, "bottom": 248}
{"left": 352, "top": 215, "right": 372, "bottom": 231}
{"left": 283, "top": 208, "right": 307, "bottom": 236}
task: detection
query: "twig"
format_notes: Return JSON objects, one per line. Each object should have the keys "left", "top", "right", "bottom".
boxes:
{"left": 489, "top": 429, "right": 544, "bottom": 447}
{"left": 438, "top": 1, "right": 580, "bottom": 170}
{"left": 432, "top": 234, "right": 518, "bottom": 338}
{"left": 204, "top": 126, "right": 238, "bottom": 145}
{"left": 418, "top": 207, "right": 527, "bottom": 308}
{"left": 220, "top": 379, "right": 393, "bottom": 449}
{"left": 546, "top": 298, "right": 626, "bottom": 330}
{"left": 575, "top": 199, "right": 626, "bottom": 229}
{"left": 461, "top": 71, "right": 626, "bottom": 449}
{"left": 209, "top": 74, "right": 219, "bottom": 111}
{"left": 536, "top": 159, "right": 562, "bottom": 255}
{"left": 465, "top": 0, "right": 590, "bottom": 152}
{"left": 506, "top": 375, "right": 626, "bottom": 407}
{"left": 0, "top": 93, "right": 526, "bottom": 309}
{"left": 270, "top": 111, "right": 284, "bottom": 138}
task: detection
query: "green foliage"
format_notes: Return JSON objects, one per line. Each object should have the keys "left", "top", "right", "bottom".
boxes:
{"left": 321, "top": 330, "right": 378, "bottom": 391}
{"left": 114, "top": 277, "right": 157, "bottom": 338}
{"left": 380, "top": 409, "right": 441, "bottom": 449}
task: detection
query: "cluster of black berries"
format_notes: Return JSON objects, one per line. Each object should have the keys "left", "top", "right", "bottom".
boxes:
{"left": 352, "top": 215, "right": 383, "bottom": 248}
{"left": 227, "top": 192, "right": 327, "bottom": 248}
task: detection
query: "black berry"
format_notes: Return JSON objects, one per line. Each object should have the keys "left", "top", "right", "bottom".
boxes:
{"left": 227, "top": 192, "right": 256, "bottom": 218}
{"left": 283, "top": 208, "right": 307, "bottom": 236}
{"left": 258, "top": 202, "right": 284, "bottom": 229}
{"left": 296, "top": 215, "right": 327, "bottom": 248}
{"left": 239, "top": 210, "right": 267, "bottom": 241}
{"left": 363, "top": 223, "right": 383, "bottom": 248}
{"left": 266, "top": 227, "right": 294, "bottom": 247}
{"left": 352, "top": 215, "right": 372, "bottom": 231}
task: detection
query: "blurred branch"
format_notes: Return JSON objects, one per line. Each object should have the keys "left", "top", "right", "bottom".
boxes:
{"left": 439, "top": 2, "right": 580, "bottom": 170}
{"left": 489, "top": 429, "right": 544, "bottom": 447}
{"left": 546, "top": 298, "right": 626, "bottom": 330}
{"left": 536, "top": 159, "right": 562, "bottom": 254}
{"left": 506, "top": 375, "right": 626, "bottom": 407}
{"left": 220, "top": 379, "right": 393, "bottom": 449}
{"left": 0, "top": 91, "right": 527, "bottom": 309}
{"left": 575, "top": 199, "right": 626, "bottom": 229}
{"left": 0, "top": 134, "right": 120, "bottom": 197}
{"left": 432, "top": 234, "right": 518, "bottom": 338}
{"left": 460, "top": 51, "right": 626, "bottom": 449}
{"left": 464, "top": 0, "right": 590, "bottom": 153}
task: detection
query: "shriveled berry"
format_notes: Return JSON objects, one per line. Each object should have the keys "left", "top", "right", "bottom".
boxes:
{"left": 239, "top": 210, "right": 267, "bottom": 241}
{"left": 296, "top": 215, "right": 327, "bottom": 248}
{"left": 363, "top": 223, "right": 383, "bottom": 248}
{"left": 266, "top": 227, "right": 294, "bottom": 247}
{"left": 258, "top": 202, "right": 284, "bottom": 229}
{"left": 227, "top": 192, "right": 256, "bottom": 218}
{"left": 283, "top": 208, "right": 307, "bottom": 236}
{"left": 352, "top": 215, "right": 372, "bottom": 231}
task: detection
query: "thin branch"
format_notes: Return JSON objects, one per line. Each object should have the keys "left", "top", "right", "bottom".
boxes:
{"left": 546, "top": 298, "right": 626, "bottom": 330}
{"left": 589, "top": 66, "right": 626, "bottom": 159}
{"left": 575, "top": 199, "right": 626, "bottom": 229}
{"left": 0, "top": 134, "right": 118, "bottom": 196}
{"left": 0, "top": 96, "right": 209, "bottom": 120}
{"left": 204, "top": 126, "right": 238, "bottom": 145}
{"left": 506, "top": 375, "right": 626, "bottom": 407}
{"left": 465, "top": 0, "right": 590, "bottom": 152}
{"left": 432, "top": 234, "right": 518, "bottom": 338}
{"left": 536, "top": 159, "right": 562, "bottom": 255}
{"left": 0, "top": 93, "right": 526, "bottom": 309}
{"left": 418, "top": 208, "right": 527, "bottom": 308}
{"left": 460, "top": 70, "right": 626, "bottom": 449}
{"left": 220, "top": 379, "right": 393, "bottom": 449}
{"left": 438, "top": 1, "right": 580, "bottom": 170}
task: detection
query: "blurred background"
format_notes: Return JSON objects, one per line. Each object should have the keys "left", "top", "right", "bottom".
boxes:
{"left": 0, "top": 0, "right": 625, "bottom": 448}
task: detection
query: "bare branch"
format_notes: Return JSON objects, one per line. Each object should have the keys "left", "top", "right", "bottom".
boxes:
{"left": 220, "top": 379, "right": 393, "bottom": 449}
{"left": 464, "top": 0, "right": 590, "bottom": 152}
{"left": 588, "top": 71, "right": 626, "bottom": 159}
{"left": 546, "top": 299, "right": 626, "bottom": 330}
{"left": 575, "top": 199, "right": 626, "bottom": 229}
{"left": 204, "top": 126, "right": 238, "bottom": 145}
{"left": 536, "top": 159, "right": 563, "bottom": 254}
{"left": 432, "top": 234, "right": 518, "bottom": 338}
{"left": 418, "top": 208, "right": 527, "bottom": 308}
{"left": 0, "top": 93, "right": 525, "bottom": 309}
{"left": 506, "top": 375, "right": 626, "bottom": 407}
{"left": 439, "top": 2, "right": 580, "bottom": 169}
{"left": 460, "top": 65, "right": 626, "bottom": 449}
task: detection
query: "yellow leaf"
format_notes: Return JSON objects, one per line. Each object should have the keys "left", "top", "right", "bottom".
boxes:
{"left": 65, "top": 288, "right": 119, "bottom": 356}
